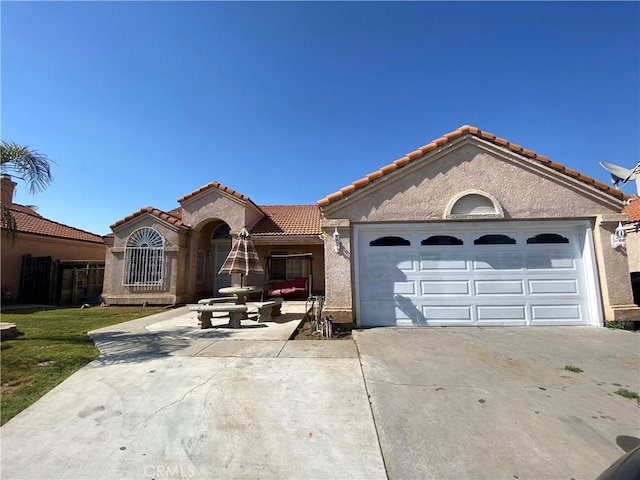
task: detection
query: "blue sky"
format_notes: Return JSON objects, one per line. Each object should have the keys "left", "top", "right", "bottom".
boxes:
{"left": 2, "top": 1, "right": 639, "bottom": 236}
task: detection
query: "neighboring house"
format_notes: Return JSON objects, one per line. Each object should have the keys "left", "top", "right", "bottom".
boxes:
{"left": 101, "top": 125, "right": 640, "bottom": 327}
{"left": 1, "top": 175, "right": 106, "bottom": 304}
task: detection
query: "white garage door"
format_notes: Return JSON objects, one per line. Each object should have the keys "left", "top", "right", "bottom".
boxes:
{"left": 355, "top": 221, "right": 601, "bottom": 327}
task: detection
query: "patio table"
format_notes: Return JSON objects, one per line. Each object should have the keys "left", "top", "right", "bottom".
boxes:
{"left": 218, "top": 286, "right": 262, "bottom": 305}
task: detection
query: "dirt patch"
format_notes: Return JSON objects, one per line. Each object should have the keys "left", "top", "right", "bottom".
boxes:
{"left": 291, "top": 316, "right": 352, "bottom": 340}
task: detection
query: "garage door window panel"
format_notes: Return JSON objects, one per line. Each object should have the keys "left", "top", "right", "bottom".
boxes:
{"left": 421, "top": 235, "right": 464, "bottom": 246}
{"left": 474, "top": 234, "right": 517, "bottom": 245}
{"left": 526, "top": 233, "right": 570, "bottom": 244}
{"left": 370, "top": 236, "right": 411, "bottom": 246}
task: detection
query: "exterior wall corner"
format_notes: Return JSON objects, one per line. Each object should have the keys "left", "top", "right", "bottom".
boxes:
{"left": 593, "top": 215, "right": 637, "bottom": 321}
{"left": 320, "top": 220, "right": 354, "bottom": 325}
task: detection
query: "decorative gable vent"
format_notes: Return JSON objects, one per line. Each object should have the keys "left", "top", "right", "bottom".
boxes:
{"left": 445, "top": 190, "right": 504, "bottom": 219}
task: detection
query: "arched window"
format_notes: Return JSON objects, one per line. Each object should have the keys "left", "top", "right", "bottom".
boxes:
{"left": 369, "top": 236, "right": 411, "bottom": 247}
{"left": 421, "top": 235, "right": 464, "bottom": 246}
{"left": 474, "top": 234, "right": 516, "bottom": 245}
{"left": 526, "top": 233, "right": 569, "bottom": 244}
{"left": 124, "top": 227, "right": 165, "bottom": 286}
{"left": 445, "top": 190, "right": 504, "bottom": 219}
{"left": 212, "top": 223, "right": 231, "bottom": 239}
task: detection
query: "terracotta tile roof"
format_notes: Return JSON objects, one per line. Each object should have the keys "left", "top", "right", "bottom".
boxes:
{"left": 317, "top": 125, "right": 629, "bottom": 207}
{"left": 251, "top": 205, "right": 321, "bottom": 236}
{"left": 178, "top": 181, "right": 252, "bottom": 205}
{"left": 110, "top": 206, "right": 185, "bottom": 230}
{"left": 623, "top": 196, "right": 640, "bottom": 222}
{"left": 167, "top": 207, "right": 182, "bottom": 219}
{"left": 9, "top": 204, "right": 104, "bottom": 243}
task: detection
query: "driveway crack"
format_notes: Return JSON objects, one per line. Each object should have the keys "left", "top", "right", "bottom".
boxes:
{"left": 134, "top": 359, "right": 234, "bottom": 427}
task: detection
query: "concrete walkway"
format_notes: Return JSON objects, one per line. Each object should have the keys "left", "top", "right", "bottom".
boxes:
{"left": 1, "top": 304, "right": 639, "bottom": 479}
{"left": 1, "top": 303, "right": 386, "bottom": 480}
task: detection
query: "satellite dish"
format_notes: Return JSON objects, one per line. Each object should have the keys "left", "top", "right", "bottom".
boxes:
{"left": 599, "top": 161, "right": 637, "bottom": 189}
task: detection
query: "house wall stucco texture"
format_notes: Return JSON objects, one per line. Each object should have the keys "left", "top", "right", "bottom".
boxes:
{"left": 102, "top": 215, "right": 187, "bottom": 305}
{"left": 593, "top": 217, "right": 639, "bottom": 319}
{"left": 627, "top": 231, "right": 640, "bottom": 273}
{"left": 326, "top": 142, "right": 619, "bottom": 222}
{"left": 182, "top": 191, "right": 262, "bottom": 234}
{"left": 320, "top": 137, "right": 638, "bottom": 324}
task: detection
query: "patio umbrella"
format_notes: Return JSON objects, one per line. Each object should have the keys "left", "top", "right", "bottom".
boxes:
{"left": 218, "top": 226, "right": 264, "bottom": 286}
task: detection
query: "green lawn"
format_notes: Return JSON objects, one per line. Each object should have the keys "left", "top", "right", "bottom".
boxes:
{"left": 0, "top": 306, "right": 165, "bottom": 425}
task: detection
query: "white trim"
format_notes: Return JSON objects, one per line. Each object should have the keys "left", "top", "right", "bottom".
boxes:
{"left": 581, "top": 222, "right": 604, "bottom": 326}
{"left": 444, "top": 189, "right": 504, "bottom": 219}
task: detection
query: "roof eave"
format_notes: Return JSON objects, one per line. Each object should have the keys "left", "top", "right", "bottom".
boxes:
{"left": 317, "top": 125, "right": 629, "bottom": 209}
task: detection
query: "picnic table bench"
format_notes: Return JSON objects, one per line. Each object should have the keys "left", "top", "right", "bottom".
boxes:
{"left": 190, "top": 304, "right": 247, "bottom": 329}
{"left": 252, "top": 297, "right": 284, "bottom": 322}
{"left": 197, "top": 297, "right": 236, "bottom": 305}
{"left": 190, "top": 296, "right": 284, "bottom": 328}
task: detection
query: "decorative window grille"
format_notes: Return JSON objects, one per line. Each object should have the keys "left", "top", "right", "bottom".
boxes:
{"left": 196, "top": 250, "right": 206, "bottom": 283}
{"left": 212, "top": 223, "right": 231, "bottom": 239}
{"left": 124, "top": 227, "right": 165, "bottom": 286}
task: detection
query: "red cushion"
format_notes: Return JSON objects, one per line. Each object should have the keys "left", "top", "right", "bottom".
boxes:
{"left": 269, "top": 278, "right": 306, "bottom": 297}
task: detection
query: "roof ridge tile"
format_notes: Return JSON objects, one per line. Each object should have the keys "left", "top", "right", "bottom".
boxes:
{"left": 9, "top": 204, "right": 104, "bottom": 242}
{"left": 317, "top": 125, "right": 631, "bottom": 207}
{"left": 110, "top": 206, "right": 184, "bottom": 230}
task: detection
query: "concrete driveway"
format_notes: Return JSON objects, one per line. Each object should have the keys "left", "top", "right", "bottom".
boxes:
{"left": 354, "top": 326, "right": 640, "bottom": 480}
{"left": 1, "top": 304, "right": 385, "bottom": 480}
{"left": 1, "top": 304, "right": 639, "bottom": 480}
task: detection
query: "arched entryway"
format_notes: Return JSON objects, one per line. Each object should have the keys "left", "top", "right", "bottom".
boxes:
{"left": 193, "top": 220, "right": 233, "bottom": 298}
{"left": 210, "top": 223, "right": 232, "bottom": 295}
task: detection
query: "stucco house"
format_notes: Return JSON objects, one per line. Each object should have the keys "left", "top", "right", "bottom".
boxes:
{"left": 1, "top": 174, "right": 106, "bottom": 304}
{"left": 101, "top": 189, "right": 324, "bottom": 307}
{"left": 101, "top": 125, "right": 639, "bottom": 327}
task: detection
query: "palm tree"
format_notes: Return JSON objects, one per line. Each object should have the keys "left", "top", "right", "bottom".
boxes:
{"left": 1, "top": 141, "right": 54, "bottom": 235}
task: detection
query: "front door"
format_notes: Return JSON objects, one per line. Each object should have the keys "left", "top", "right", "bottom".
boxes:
{"left": 213, "top": 241, "right": 232, "bottom": 296}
